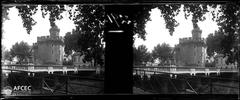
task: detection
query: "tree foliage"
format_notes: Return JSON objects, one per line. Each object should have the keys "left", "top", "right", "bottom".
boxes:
{"left": 215, "top": 3, "right": 240, "bottom": 63}
{"left": 40, "top": 5, "right": 66, "bottom": 27}
{"left": 133, "top": 45, "right": 151, "bottom": 65}
{"left": 206, "top": 31, "right": 225, "bottom": 57}
{"left": 205, "top": 2, "right": 239, "bottom": 63}
{"left": 183, "top": 4, "right": 208, "bottom": 28}
{"left": 2, "top": 5, "right": 13, "bottom": 21}
{"left": 4, "top": 50, "right": 13, "bottom": 61}
{"left": 64, "top": 5, "right": 105, "bottom": 66}
{"left": 4, "top": 3, "right": 238, "bottom": 38}
{"left": 16, "top": 5, "right": 38, "bottom": 34}
{"left": 105, "top": 5, "right": 152, "bottom": 40}
{"left": 1, "top": 45, "right": 12, "bottom": 61}
{"left": 157, "top": 4, "right": 181, "bottom": 35}
{"left": 3, "top": 2, "right": 239, "bottom": 64}
{"left": 152, "top": 43, "right": 172, "bottom": 64}
{"left": 10, "top": 41, "right": 31, "bottom": 63}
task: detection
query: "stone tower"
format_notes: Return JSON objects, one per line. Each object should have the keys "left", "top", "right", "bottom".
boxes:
{"left": 50, "top": 25, "right": 60, "bottom": 37}
{"left": 174, "top": 26, "right": 207, "bottom": 67}
{"left": 192, "top": 25, "right": 202, "bottom": 39}
{"left": 33, "top": 25, "right": 64, "bottom": 65}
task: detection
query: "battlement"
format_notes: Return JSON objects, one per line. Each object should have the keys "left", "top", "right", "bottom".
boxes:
{"left": 37, "top": 35, "right": 64, "bottom": 42}
{"left": 179, "top": 37, "right": 205, "bottom": 44}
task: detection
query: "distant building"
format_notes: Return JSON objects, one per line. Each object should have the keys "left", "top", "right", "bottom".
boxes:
{"left": 33, "top": 25, "right": 64, "bottom": 65}
{"left": 72, "top": 52, "right": 93, "bottom": 67}
{"left": 174, "top": 26, "right": 207, "bottom": 67}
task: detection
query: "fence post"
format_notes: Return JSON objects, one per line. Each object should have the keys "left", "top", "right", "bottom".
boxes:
{"left": 63, "top": 66, "right": 67, "bottom": 75}
{"left": 74, "top": 67, "right": 78, "bottom": 74}
{"left": 205, "top": 68, "right": 209, "bottom": 76}
{"left": 48, "top": 67, "right": 53, "bottom": 74}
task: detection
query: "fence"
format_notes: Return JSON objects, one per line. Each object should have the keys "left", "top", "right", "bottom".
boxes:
{"left": 2, "top": 64, "right": 97, "bottom": 75}
{"left": 133, "top": 67, "right": 239, "bottom": 94}
{"left": 2, "top": 66, "right": 104, "bottom": 95}
{"left": 133, "top": 66, "right": 238, "bottom": 76}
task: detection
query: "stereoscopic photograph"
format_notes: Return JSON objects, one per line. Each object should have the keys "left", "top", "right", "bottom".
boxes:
{"left": 1, "top": 1, "right": 239, "bottom": 99}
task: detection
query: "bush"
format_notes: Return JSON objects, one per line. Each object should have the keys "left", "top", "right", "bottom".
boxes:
{"left": 205, "top": 62, "right": 215, "bottom": 67}
{"left": 62, "top": 60, "right": 73, "bottom": 65}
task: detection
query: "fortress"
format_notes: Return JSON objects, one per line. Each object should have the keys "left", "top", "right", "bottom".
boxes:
{"left": 33, "top": 25, "right": 65, "bottom": 65}
{"left": 174, "top": 26, "right": 207, "bottom": 67}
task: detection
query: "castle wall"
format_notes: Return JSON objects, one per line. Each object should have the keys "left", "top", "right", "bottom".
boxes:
{"left": 37, "top": 43, "right": 52, "bottom": 64}
{"left": 181, "top": 44, "right": 195, "bottom": 66}
{"left": 51, "top": 44, "right": 64, "bottom": 65}
{"left": 33, "top": 41, "right": 64, "bottom": 65}
{"left": 174, "top": 47, "right": 182, "bottom": 66}
{"left": 33, "top": 46, "right": 40, "bottom": 65}
{"left": 194, "top": 46, "right": 202, "bottom": 66}
{"left": 202, "top": 47, "right": 207, "bottom": 67}
{"left": 176, "top": 43, "right": 206, "bottom": 67}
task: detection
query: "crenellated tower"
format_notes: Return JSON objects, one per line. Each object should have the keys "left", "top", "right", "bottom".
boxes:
{"left": 33, "top": 25, "right": 65, "bottom": 65}
{"left": 174, "top": 26, "right": 207, "bottom": 67}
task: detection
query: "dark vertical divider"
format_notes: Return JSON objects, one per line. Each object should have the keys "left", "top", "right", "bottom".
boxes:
{"left": 104, "top": 5, "right": 133, "bottom": 94}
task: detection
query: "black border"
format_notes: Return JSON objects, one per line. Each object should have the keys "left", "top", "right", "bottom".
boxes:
{"left": 1, "top": 0, "right": 239, "bottom": 100}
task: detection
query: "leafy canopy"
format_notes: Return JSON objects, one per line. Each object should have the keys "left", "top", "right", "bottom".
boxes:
{"left": 133, "top": 45, "right": 151, "bottom": 65}
{"left": 2, "top": 2, "right": 239, "bottom": 64}
{"left": 152, "top": 43, "right": 173, "bottom": 63}
{"left": 10, "top": 41, "right": 31, "bottom": 63}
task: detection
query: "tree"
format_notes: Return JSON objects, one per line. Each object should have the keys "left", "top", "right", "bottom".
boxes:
{"left": 64, "top": 32, "right": 79, "bottom": 55}
{"left": 214, "top": 3, "right": 240, "bottom": 64}
{"left": 10, "top": 41, "right": 31, "bottom": 64}
{"left": 206, "top": 31, "right": 225, "bottom": 57}
{"left": 4, "top": 50, "right": 13, "bottom": 62}
{"left": 152, "top": 43, "right": 173, "bottom": 65}
{"left": 63, "top": 5, "right": 105, "bottom": 67}
{"left": 16, "top": 5, "right": 38, "bottom": 34}
{"left": 1, "top": 45, "right": 13, "bottom": 61}
{"left": 4, "top": 3, "right": 239, "bottom": 50}
{"left": 204, "top": 2, "right": 239, "bottom": 64}
{"left": 133, "top": 45, "right": 151, "bottom": 65}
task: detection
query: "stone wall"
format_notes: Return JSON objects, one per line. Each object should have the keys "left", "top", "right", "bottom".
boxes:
{"left": 33, "top": 42, "right": 64, "bottom": 65}
{"left": 175, "top": 41, "right": 206, "bottom": 67}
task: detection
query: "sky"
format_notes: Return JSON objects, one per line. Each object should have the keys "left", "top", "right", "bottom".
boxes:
{"left": 2, "top": 5, "right": 219, "bottom": 52}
